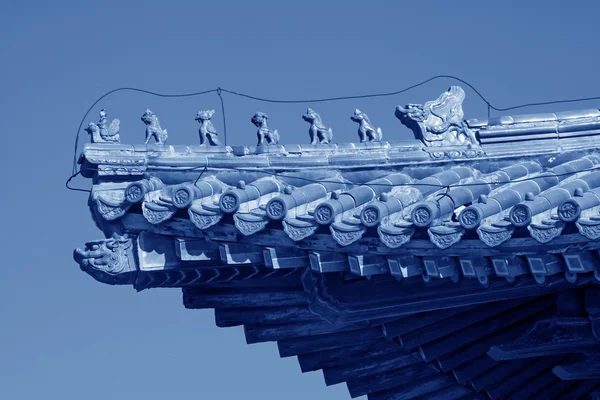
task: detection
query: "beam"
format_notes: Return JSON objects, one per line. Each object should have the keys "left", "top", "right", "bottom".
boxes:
{"left": 346, "top": 362, "right": 439, "bottom": 398}
{"left": 488, "top": 318, "right": 600, "bottom": 360}
{"left": 277, "top": 327, "right": 385, "bottom": 357}
{"left": 322, "top": 350, "right": 422, "bottom": 386}
{"left": 553, "top": 354, "right": 600, "bottom": 380}
{"left": 297, "top": 340, "right": 400, "bottom": 372}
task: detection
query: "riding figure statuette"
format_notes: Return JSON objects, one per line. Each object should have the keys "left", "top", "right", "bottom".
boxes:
{"left": 85, "top": 109, "right": 120, "bottom": 143}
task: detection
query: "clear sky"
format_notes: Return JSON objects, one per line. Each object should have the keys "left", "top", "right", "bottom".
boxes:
{"left": 1, "top": 1, "right": 600, "bottom": 399}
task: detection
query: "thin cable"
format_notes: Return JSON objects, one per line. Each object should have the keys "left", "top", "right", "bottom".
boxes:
{"left": 493, "top": 95, "right": 600, "bottom": 112}
{"left": 65, "top": 171, "right": 91, "bottom": 193}
{"left": 220, "top": 75, "right": 493, "bottom": 108}
{"left": 217, "top": 88, "right": 227, "bottom": 145}
{"left": 193, "top": 166, "right": 208, "bottom": 185}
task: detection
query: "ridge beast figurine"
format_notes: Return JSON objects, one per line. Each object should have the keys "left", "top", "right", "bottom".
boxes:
{"left": 302, "top": 108, "right": 333, "bottom": 145}
{"left": 351, "top": 109, "right": 382, "bottom": 142}
{"left": 141, "top": 109, "right": 168, "bottom": 144}
{"left": 251, "top": 111, "right": 280, "bottom": 145}
{"left": 195, "top": 109, "right": 221, "bottom": 146}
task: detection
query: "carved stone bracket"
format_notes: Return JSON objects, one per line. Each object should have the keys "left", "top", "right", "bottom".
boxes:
{"left": 73, "top": 234, "right": 137, "bottom": 285}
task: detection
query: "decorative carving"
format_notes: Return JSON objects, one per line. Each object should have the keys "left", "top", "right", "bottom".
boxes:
{"left": 350, "top": 109, "right": 382, "bottom": 142}
{"left": 233, "top": 214, "right": 269, "bottom": 236}
{"left": 395, "top": 86, "right": 479, "bottom": 147}
{"left": 528, "top": 223, "right": 565, "bottom": 243}
{"left": 73, "top": 234, "right": 137, "bottom": 285}
{"left": 361, "top": 208, "right": 379, "bottom": 225}
{"left": 377, "top": 225, "right": 415, "bottom": 249}
{"left": 282, "top": 219, "right": 318, "bottom": 241}
{"left": 558, "top": 200, "right": 581, "bottom": 222}
{"left": 173, "top": 187, "right": 191, "bottom": 207}
{"left": 412, "top": 207, "right": 432, "bottom": 225}
{"left": 302, "top": 108, "right": 333, "bottom": 144}
{"left": 142, "top": 205, "right": 175, "bottom": 224}
{"left": 85, "top": 109, "right": 120, "bottom": 143}
{"left": 423, "top": 147, "right": 488, "bottom": 161}
{"left": 125, "top": 184, "right": 144, "bottom": 203}
{"left": 330, "top": 225, "right": 366, "bottom": 247}
{"left": 141, "top": 192, "right": 176, "bottom": 224}
{"left": 314, "top": 204, "right": 334, "bottom": 225}
{"left": 267, "top": 200, "right": 285, "bottom": 219}
{"left": 459, "top": 208, "right": 482, "bottom": 229}
{"left": 195, "top": 109, "right": 221, "bottom": 146}
{"left": 220, "top": 193, "right": 238, "bottom": 212}
{"left": 94, "top": 191, "right": 130, "bottom": 221}
{"left": 142, "top": 109, "right": 168, "bottom": 144}
{"left": 509, "top": 205, "right": 532, "bottom": 226}
{"left": 251, "top": 112, "right": 280, "bottom": 145}
{"left": 576, "top": 220, "right": 600, "bottom": 240}
{"left": 477, "top": 226, "right": 514, "bottom": 247}
{"left": 97, "top": 166, "right": 145, "bottom": 176}
{"left": 427, "top": 228, "right": 464, "bottom": 249}
{"left": 188, "top": 207, "right": 223, "bottom": 230}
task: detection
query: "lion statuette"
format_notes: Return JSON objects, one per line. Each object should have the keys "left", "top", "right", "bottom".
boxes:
{"left": 195, "top": 109, "right": 221, "bottom": 146}
{"left": 351, "top": 109, "right": 382, "bottom": 142}
{"left": 141, "top": 109, "right": 168, "bottom": 145}
{"left": 251, "top": 112, "right": 280, "bottom": 145}
{"left": 302, "top": 108, "right": 333, "bottom": 145}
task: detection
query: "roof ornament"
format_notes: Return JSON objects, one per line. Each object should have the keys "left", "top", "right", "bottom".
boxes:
{"left": 302, "top": 108, "right": 333, "bottom": 145}
{"left": 85, "top": 109, "right": 120, "bottom": 143}
{"left": 395, "top": 86, "right": 479, "bottom": 147}
{"left": 251, "top": 112, "right": 280, "bottom": 145}
{"left": 73, "top": 233, "right": 136, "bottom": 285}
{"left": 351, "top": 109, "right": 382, "bottom": 142}
{"left": 141, "top": 109, "right": 168, "bottom": 144}
{"left": 195, "top": 109, "right": 221, "bottom": 146}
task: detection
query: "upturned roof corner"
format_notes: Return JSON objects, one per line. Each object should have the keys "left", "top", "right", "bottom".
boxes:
{"left": 72, "top": 85, "right": 600, "bottom": 399}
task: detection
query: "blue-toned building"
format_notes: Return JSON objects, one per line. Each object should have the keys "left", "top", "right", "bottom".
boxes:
{"left": 74, "top": 87, "right": 600, "bottom": 399}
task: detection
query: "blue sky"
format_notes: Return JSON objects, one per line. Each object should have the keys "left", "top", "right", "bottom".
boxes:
{"left": 2, "top": 1, "right": 600, "bottom": 399}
